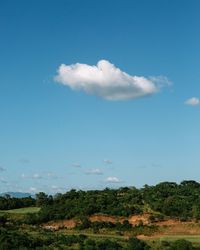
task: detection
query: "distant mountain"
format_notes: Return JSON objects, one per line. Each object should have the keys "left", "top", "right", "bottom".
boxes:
{"left": 0, "top": 192, "right": 34, "bottom": 198}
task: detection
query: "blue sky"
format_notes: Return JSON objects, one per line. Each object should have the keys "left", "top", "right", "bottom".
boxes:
{"left": 0, "top": 0, "right": 200, "bottom": 194}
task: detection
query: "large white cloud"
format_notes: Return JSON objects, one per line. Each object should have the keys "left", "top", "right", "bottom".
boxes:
{"left": 55, "top": 60, "right": 169, "bottom": 100}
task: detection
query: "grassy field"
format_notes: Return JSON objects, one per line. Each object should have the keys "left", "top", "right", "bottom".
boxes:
{"left": 62, "top": 230, "right": 126, "bottom": 240}
{"left": 146, "top": 235, "right": 200, "bottom": 249}
{"left": 56, "top": 230, "right": 200, "bottom": 249}
{"left": 160, "top": 235, "right": 200, "bottom": 244}
{"left": 0, "top": 206, "right": 40, "bottom": 214}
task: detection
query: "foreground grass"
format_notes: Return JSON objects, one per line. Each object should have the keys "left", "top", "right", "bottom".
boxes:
{"left": 0, "top": 206, "right": 40, "bottom": 214}
{"left": 146, "top": 235, "right": 200, "bottom": 249}
{"left": 62, "top": 230, "right": 126, "bottom": 240}
{"left": 160, "top": 235, "right": 200, "bottom": 244}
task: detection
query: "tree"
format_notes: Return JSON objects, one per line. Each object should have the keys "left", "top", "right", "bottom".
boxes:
{"left": 170, "top": 239, "right": 193, "bottom": 250}
{"left": 127, "top": 237, "right": 150, "bottom": 250}
{"left": 35, "top": 192, "right": 49, "bottom": 206}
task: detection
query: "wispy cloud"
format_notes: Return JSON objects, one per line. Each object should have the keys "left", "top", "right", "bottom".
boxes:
{"left": 19, "top": 158, "right": 30, "bottom": 164}
{"left": 0, "top": 177, "right": 8, "bottom": 184}
{"left": 185, "top": 97, "right": 199, "bottom": 106}
{"left": 85, "top": 168, "right": 103, "bottom": 175}
{"left": 46, "top": 172, "right": 58, "bottom": 179}
{"left": 105, "top": 176, "right": 122, "bottom": 183}
{"left": 29, "top": 187, "right": 37, "bottom": 193}
{"left": 21, "top": 173, "right": 43, "bottom": 179}
{"left": 33, "top": 173, "right": 43, "bottom": 179}
{"left": 0, "top": 166, "right": 6, "bottom": 172}
{"left": 51, "top": 185, "right": 66, "bottom": 193}
{"left": 21, "top": 172, "right": 58, "bottom": 180}
{"left": 103, "top": 159, "right": 112, "bottom": 165}
{"left": 137, "top": 163, "right": 162, "bottom": 169}
{"left": 55, "top": 60, "right": 170, "bottom": 101}
{"left": 72, "top": 163, "right": 81, "bottom": 168}
{"left": 151, "top": 163, "right": 162, "bottom": 168}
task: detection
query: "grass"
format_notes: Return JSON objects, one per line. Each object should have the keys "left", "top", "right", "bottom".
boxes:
{"left": 62, "top": 231, "right": 126, "bottom": 240}
{"left": 147, "top": 235, "right": 200, "bottom": 248}
{"left": 160, "top": 235, "right": 200, "bottom": 243}
{"left": 0, "top": 207, "right": 40, "bottom": 214}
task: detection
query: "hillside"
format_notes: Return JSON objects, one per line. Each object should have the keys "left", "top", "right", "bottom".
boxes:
{"left": 1, "top": 180, "right": 200, "bottom": 249}
{"left": 25, "top": 180, "right": 200, "bottom": 224}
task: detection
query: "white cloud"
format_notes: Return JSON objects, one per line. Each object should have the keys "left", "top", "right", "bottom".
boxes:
{"left": 46, "top": 172, "right": 58, "bottom": 179}
{"left": 51, "top": 185, "right": 66, "bottom": 193}
{"left": 85, "top": 168, "right": 103, "bottom": 175}
{"left": 55, "top": 60, "right": 169, "bottom": 101}
{"left": 33, "top": 173, "right": 42, "bottom": 179}
{"left": 29, "top": 187, "right": 37, "bottom": 193}
{"left": 105, "top": 176, "right": 121, "bottom": 183}
{"left": 21, "top": 173, "right": 43, "bottom": 180}
{"left": 185, "top": 97, "right": 200, "bottom": 106}
{"left": 21, "top": 172, "right": 60, "bottom": 181}
{"left": 103, "top": 159, "right": 112, "bottom": 164}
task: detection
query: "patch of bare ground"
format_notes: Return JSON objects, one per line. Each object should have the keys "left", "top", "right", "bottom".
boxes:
{"left": 42, "top": 213, "right": 200, "bottom": 238}
{"left": 128, "top": 214, "right": 150, "bottom": 225}
{"left": 137, "top": 234, "right": 163, "bottom": 240}
{"left": 155, "top": 219, "right": 180, "bottom": 226}
{"left": 90, "top": 213, "right": 151, "bottom": 225}
{"left": 43, "top": 219, "right": 76, "bottom": 230}
{"left": 160, "top": 222, "right": 200, "bottom": 235}
{"left": 43, "top": 213, "right": 151, "bottom": 230}
{"left": 90, "top": 214, "right": 125, "bottom": 223}
{"left": 138, "top": 221, "right": 200, "bottom": 239}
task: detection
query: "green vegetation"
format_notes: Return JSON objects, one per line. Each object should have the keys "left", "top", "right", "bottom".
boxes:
{"left": 0, "top": 194, "right": 35, "bottom": 210}
{"left": 22, "top": 180, "right": 200, "bottom": 224}
{"left": 158, "top": 236, "right": 200, "bottom": 247}
{"left": 0, "top": 206, "right": 40, "bottom": 214}
{"left": 1, "top": 223, "right": 200, "bottom": 250}
{"left": 0, "top": 223, "right": 150, "bottom": 250}
{"left": 2, "top": 180, "right": 200, "bottom": 248}
{"left": 74, "top": 217, "right": 158, "bottom": 236}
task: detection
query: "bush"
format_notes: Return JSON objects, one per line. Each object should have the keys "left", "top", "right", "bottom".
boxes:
{"left": 127, "top": 237, "right": 150, "bottom": 250}
{"left": 170, "top": 239, "right": 193, "bottom": 250}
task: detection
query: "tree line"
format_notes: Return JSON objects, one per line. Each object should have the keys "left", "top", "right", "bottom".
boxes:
{"left": 2, "top": 180, "right": 200, "bottom": 222}
{"left": 0, "top": 195, "right": 35, "bottom": 210}
{"left": 26, "top": 180, "right": 200, "bottom": 223}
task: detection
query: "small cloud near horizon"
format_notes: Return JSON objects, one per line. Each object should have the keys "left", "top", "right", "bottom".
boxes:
{"left": 29, "top": 187, "right": 37, "bottom": 193}
{"left": 21, "top": 172, "right": 58, "bottom": 180}
{"left": 85, "top": 168, "right": 103, "bottom": 175}
{"left": 0, "top": 177, "right": 8, "bottom": 184}
{"left": 105, "top": 176, "right": 122, "bottom": 183}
